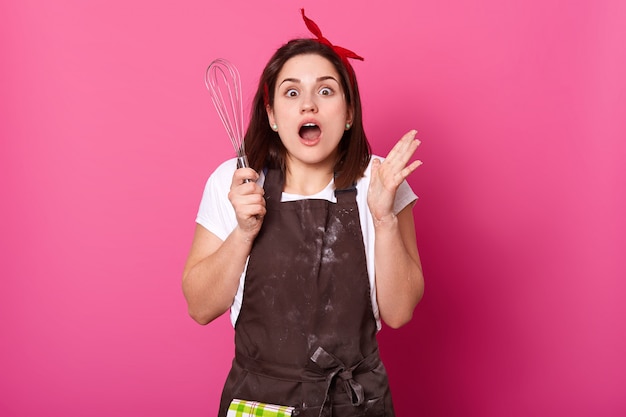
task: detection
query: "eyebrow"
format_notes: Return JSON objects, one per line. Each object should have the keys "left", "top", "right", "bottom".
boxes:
{"left": 278, "top": 76, "right": 339, "bottom": 86}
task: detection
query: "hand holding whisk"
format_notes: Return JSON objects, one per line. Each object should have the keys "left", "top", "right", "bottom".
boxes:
{"left": 205, "top": 58, "right": 249, "bottom": 174}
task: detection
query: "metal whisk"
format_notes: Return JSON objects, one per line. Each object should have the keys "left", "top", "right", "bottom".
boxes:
{"left": 205, "top": 58, "right": 249, "bottom": 170}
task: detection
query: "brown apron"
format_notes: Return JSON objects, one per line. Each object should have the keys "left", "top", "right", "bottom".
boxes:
{"left": 218, "top": 168, "right": 395, "bottom": 417}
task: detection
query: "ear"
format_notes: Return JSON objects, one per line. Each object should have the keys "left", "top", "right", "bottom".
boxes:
{"left": 266, "top": 104, "right": 275, "bottom": 128}
{"left": 346, "top": 106, "right": 354, "bottom": 126}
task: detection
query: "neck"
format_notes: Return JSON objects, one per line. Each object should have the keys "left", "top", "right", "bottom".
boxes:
{"left": 283, "top": 164, "right": 334, "bottom": 196}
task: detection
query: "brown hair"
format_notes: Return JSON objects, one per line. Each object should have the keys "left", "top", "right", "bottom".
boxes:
{"left": 244, "top": 39, "right": 371, "bottom": 190}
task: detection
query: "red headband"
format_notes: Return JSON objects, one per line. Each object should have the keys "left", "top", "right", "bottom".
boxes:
{"left": 300, "top": 8, "right": 364, "bottom": 81}
{"left": 263, "top": 10, "right": 364, "bottom": 107}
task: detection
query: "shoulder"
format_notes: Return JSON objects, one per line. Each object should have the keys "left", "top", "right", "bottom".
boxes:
{"left": 353, "top": 157, "right": 376, "bottom": 208}
{"left": 198, "top": 158, "right": 240, "bottom": 217}
{"left": 354, "top": 154, "right": 381, "bottom": 189}
{"left": 203, "top": 158, "right": 251, "bottom": 193}
{"left": 196, "top": 158, "right": 239, "bottom": 240}
{"left": 208, "top": 158, "right": 238, "bottom": 185}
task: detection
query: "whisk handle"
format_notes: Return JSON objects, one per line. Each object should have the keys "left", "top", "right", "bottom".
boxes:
{"left": 236, "top": 155, "right": 252, "bottom": 183}
{"left": 236, "top": 155, "right": 249, "bottom": 170}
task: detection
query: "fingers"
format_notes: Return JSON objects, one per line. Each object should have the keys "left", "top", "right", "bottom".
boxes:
{"left": 398, "top": 159, "right": 422, "bottom": 181}
{"left": 229, "top": 184, "right": 265, "bottom": 215}
{"left": 229, "top": 187, "right": 266, "bottom": 237}
{"left": 231, "top": 191, "right": 266, "bottom": 214}
{"left": 376, "top": 130, "right": 422, "bottom": 184}
{"left": 231, "top": 167, "right": 259, "bottom": 187}
{"left": 385, "top": 130, "right": 420, "bottom": 165}
{"left": 229, "top": 167, "right": 266, "bottom": 229}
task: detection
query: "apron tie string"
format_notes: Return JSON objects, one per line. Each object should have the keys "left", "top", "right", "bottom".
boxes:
{"left": 310, "top": 346, "right": 366, "bottom": 416}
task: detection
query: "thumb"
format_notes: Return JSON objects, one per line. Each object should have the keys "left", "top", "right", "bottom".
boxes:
{"left": 371, "top": 157, "right": 381, "bottom": 174}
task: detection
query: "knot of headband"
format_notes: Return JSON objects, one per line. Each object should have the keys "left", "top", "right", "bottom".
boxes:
{"left": 300, "top": 8, "right": 364, "bottom": 81}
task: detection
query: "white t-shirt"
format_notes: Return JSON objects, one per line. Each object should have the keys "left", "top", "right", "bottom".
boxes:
{"left": 196, "top": 157, "right": 417, "bottom": 330}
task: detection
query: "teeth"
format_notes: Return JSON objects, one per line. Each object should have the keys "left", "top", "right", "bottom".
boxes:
{"left": 303, "top": 123, "right": 317, "bottom": 127}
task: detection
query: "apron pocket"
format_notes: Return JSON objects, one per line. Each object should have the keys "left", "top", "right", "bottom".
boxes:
{"left": 294, "top": 396, "right": 384, "bottom": 417}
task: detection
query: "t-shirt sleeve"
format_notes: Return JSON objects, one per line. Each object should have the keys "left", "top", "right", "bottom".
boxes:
{"left": 393, "top": 178, "right": 418, "bottom": 215}
{"left": 195, "top": 159, "right": 238, "bottom": 241}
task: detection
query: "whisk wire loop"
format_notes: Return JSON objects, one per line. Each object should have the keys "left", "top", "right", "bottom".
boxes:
{"left": 205, "top": 59, "right": 247, "bottom": 162}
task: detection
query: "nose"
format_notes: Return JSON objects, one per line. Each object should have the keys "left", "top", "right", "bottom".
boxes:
{"left": 300, "top": 92, "right": 318, "bottom": 113}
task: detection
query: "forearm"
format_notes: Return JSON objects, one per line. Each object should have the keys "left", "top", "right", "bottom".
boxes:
{"left": 374, "top": 211, "right": 424, "bottom": 328}
{"left": 182, "top": 227, "right": 253, "bottom": 325}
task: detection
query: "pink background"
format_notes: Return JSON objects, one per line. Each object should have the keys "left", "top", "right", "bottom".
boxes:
{"left": 2, "top": 0, "right": 625, "bottom": 416}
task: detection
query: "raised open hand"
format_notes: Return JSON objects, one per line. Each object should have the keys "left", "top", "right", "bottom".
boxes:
{"left": 367, "top": 130, "right": 422, "bottom": 225}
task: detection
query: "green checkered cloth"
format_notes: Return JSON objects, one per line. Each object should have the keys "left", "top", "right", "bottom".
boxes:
{"left": 227, "top": 399, "right": 294, "bottom": 417}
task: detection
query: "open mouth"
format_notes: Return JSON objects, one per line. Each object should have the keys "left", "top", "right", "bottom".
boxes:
{"left": 299, "top": 123, "right": 321, "bottom": 140}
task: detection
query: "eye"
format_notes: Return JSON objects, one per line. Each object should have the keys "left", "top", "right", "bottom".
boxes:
{"left": 319, "top": 87, "right": 333, "bottom": 96}
{"left": 285, "top": 88, "right": 299, "bottom": 97}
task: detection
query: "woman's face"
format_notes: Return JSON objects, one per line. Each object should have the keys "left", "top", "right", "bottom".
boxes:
{"left": 267, "top": 54, "right": 352, "bottom": 172}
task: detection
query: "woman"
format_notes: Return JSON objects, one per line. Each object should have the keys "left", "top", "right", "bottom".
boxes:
{"left": 183, "top": 10, "right": 424, "bottom": 417}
